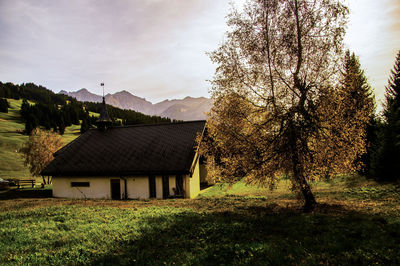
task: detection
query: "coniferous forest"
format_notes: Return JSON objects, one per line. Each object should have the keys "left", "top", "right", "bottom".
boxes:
{"left": 0, "top": 81, "right": 174, "bottom": 135}
{"left": 366, "top": 51, "right": 400, "bottom": 182}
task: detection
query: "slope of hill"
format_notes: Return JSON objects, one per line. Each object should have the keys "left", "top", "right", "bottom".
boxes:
{"left": 60, "top": 89, "right": 213, "bottom": 120}
{"left": 0, "top": 99, "right": 80, "bottom": 179}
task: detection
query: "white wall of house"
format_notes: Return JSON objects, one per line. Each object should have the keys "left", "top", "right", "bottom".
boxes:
{"left": 53, "top": 177, "right": 113, "bottom": 199}
{"left": 53, "top": 169, "right": 201, "bottom": 200}
{"left": 184, "top": 159, "right": 201, "bottom": 199}
{"left": 169, "top": 176, "right": 176, "bottom": 196}
{"left": 120, "top": 178, "right": 126, "bottom": 199}
{"left": 125, "top": 175, "right": 181, "bottom": 199}
{"left": 184, "top": 175, "right": 190, "bottom": 199}
{"left": 126, "top": 177, "right": 149, "bottom": 199}
{"left": 191, "top": 159, "right": 201, "bottom": 198}
{"left": 155, "top": 176, "right": 163, "bottom": 199}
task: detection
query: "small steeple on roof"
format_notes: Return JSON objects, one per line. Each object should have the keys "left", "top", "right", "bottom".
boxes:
{"left": 96, "top": 96, "right": 112, "bottom": 130}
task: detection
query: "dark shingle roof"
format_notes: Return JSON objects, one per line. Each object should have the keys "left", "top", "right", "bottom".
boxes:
{"left": 42, "top": 121, "right": 206, "bottom": 177}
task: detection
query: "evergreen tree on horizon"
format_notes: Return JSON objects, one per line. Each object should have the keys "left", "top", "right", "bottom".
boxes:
{"left": 341, "top": 50, "right": 375, "bottom": 174}
{"left": 372, "top": 50, "right": 400, "bottom": 181}
{"left": 342, "top": 50, "right": 375, "bottom": 114}
{"left": 80, "top": 118, "right": 90, "bottom": 134}
{"left": 385, "top": 51, "right": 400, "bottom": 113}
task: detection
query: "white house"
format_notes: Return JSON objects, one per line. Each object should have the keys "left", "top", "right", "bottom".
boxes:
{"left": 41, "top": 97, "right": 206, "bottom": 200}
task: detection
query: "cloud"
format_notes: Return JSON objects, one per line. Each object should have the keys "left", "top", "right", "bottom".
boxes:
{"left": 2, "top": 0, "right": 396, "bottom": 106}
{"left": 0, "top": 0, "right": 229, "bottom": 101}
{"left": 388, "top": 0, "right": 400, "bottom": 33}
{"left": 344, "top": 0, "right": 400, "bottom": 108}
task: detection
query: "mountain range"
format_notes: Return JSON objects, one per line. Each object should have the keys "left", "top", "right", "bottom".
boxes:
{"left": 59, "top": 89, "right": 213, "bottom": 121}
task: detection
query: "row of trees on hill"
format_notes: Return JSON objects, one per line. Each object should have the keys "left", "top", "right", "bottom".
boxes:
{"left": 82, "top": 101, "right": 175, "bottom": 127}
{"left": 0, "top": 82, "right": 174, "bottom": 134}
{"left": 20, "top": 99, "right": 84, "bottom": 134}
{"left": 199, "top": 0, "right": 398, "bottom": 211}
{"left": 0, "top": 82, "right": 70, "bottom": 105}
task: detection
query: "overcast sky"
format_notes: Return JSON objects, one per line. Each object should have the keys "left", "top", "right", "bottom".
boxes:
{"left": 0, "top": 0, "right": 399, "bottom": 106}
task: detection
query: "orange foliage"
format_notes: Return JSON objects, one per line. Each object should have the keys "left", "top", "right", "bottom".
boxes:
{"left": 20, "top": 128, "right": 63, "bottom": 177}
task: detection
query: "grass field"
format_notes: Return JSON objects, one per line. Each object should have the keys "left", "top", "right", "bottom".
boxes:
{"left": 0, "top": 99, "right": 84, "bottom": 180}
{"left": 0, "top": 99, "right": 31, "bottom": 179}
{"left": 0, "top": 176, "right": 399, "bottom": 265}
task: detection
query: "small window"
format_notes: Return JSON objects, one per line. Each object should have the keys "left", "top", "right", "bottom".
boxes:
{"left": 71, "top": 182, "right": 90, "bottom": 187}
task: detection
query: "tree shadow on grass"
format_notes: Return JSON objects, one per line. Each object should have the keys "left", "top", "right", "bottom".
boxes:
{"left": 0, "top": 188, "right": 52, "bottom": 200}
{"left": 91, "top": 202, "right": 400, "bottom": 265}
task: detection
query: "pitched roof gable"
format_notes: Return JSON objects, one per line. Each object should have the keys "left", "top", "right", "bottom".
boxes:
{"left": 42, "top": 120, "right": 206, "bottom": 177}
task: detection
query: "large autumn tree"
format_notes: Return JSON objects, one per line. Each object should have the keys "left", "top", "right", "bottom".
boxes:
{"left": 202, "top": 0, "right": 372, "bottom": 211}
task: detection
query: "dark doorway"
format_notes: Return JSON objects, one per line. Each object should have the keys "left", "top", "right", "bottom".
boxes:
{"left": 162, "top": 175, "right": 169, "bottom": 199}
{"left": 149, "top": 175, "right": 156, "bottom": 198}
{"left": 176, "top": 175, "right": 184, "bottom": 196}
{"left": 110, "top": 179, "right": 121, "bottom": 200}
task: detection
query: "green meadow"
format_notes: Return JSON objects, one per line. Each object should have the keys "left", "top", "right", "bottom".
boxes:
{"left": 0, "top": 176, "right": 399, "bottom": 265}
{"left": 0, "top": 99, "right": 82, "bottom": 180}
{"left": 0, "top": 98, "right": 399, "bottom": 265}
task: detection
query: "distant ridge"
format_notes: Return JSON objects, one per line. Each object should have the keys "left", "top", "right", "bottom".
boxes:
{"left": 60, "top": 89, "right": 212, "bottom": 121}
{"left": 61, "top": 88, "right": 102, "bottom": 103}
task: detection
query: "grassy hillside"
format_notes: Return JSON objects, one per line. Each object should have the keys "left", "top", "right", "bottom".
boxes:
{"left": 0, "top": 99, "right": 29, "bottom": 178}
{"left": 0, "top": 176, "right": 399, "bottom": 265}
{"left": 0, "top": 99, "right": 81, "bottom": 179}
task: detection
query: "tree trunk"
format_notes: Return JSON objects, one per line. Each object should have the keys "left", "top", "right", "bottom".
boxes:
{"left": 289, "top": 120, "right": 316, "bottom": 212}
{"left": 296, "top": 170, "right": 316, "bottom": 212}
{"left": 291, "top": 151, "right": 316, "bottom": 211}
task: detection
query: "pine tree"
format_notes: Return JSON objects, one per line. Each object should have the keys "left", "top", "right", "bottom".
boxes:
{"left": 58, "top": 117, "right": 66, "bottom": 135}
{"left": 341, "top": 50, "right": 375, "bottom": 174}
{"left": 0, "top": 98, "right": 9, "bottom": 113}
{"left": 373, "top": 51, "right": 400, "bottom": 181}
{"left": 386, "top": 51, "right": 400, "bottom": 111}
{"left": 20, "top": 99, "right": 29, "bottom": 118}
{"left": 342, "top": 51, "right": 375, "bottom": 116}
{"left": 80, "top": 118, "right": 90, "bottom": 134}
{"left": 24, "top": 114, "right": 38, "bottom": 135}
